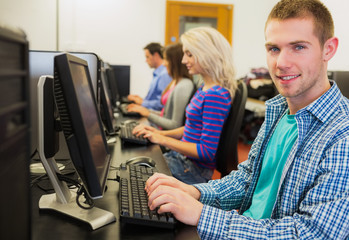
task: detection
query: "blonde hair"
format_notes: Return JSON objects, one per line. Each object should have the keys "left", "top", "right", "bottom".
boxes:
{"left": 180, "top": 27, "right": 237, "bottom": 98}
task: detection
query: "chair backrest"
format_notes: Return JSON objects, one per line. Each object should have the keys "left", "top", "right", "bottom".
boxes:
{"left": 215, "top": 80, "right": 248, "bottom": 177}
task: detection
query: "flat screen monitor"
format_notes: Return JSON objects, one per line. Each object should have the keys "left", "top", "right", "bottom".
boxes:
{"left": 110, "top": 64, "right": 130, "bottom": 98}
{"left": 105, "top": 66, "right": 120, "bottom": 107}
{"left": 37, "top": 53, "right": 115, "bottom": 230}
{"left": 29, "top": 50, "right": 101, "bottom": 159}
{"left": 100, "top": 65, "right": 116, "bottom": 135}
{"left": 54, "top": 53, "right": 110, "bottom": 198}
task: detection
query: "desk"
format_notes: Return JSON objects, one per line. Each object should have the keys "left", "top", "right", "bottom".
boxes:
{"left": 31, "top": 116, "right": 199, "bottom": 239}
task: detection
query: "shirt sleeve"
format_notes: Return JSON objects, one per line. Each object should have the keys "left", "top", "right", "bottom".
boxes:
{"left": 147, "top": 79, "right": 194, "bottom": 129}
{"left": 195, "top": 90, "right": 231, "bottom": 167}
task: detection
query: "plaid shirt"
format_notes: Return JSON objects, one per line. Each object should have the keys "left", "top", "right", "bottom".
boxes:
{"left": 194, "top": 82, "right": 349, "bottom": 239}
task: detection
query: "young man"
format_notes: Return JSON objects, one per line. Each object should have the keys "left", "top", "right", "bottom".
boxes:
{"left": 145, "top": 0, "right": 349, "bottom": 239}
{"left": 127, "top": 42, "right": 172, "bottom": 111}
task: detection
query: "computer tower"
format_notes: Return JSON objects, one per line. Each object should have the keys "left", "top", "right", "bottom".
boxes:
{"left": 0, "top": 26, "right": 31, "bottom": 239}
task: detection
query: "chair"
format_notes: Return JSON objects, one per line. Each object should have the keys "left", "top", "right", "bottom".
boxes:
{"left": 215, "top": 80, "right": 248, "bottom": 177}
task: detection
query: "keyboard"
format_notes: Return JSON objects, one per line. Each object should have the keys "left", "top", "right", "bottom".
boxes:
{"left": 119, "top": 162, "right": 176, "bottom": 229}
{"left": 119, "top": 103, "right": 141, "bottom": 117}
{"left": 120, "top": 121, "right": 149, "bottom": 145}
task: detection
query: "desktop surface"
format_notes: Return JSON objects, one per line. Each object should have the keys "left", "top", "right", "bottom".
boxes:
{"left": 31, "top": 117, "right": 199, "bottom": 240}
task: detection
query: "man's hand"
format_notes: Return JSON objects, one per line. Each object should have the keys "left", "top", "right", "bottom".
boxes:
{"left": 145, "top": 173, "right": 203, "bottom": 226}
{"left": 127, "top": 94, "right": 143, "bottom": 105}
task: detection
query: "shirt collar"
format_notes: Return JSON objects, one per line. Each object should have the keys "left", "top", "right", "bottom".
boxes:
{"left": 266, "top": 81, "right": 342, "bottom": 123}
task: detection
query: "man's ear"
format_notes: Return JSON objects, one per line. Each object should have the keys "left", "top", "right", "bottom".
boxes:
{"left": 323, "top": 37, "right": 339, "bottom": 62}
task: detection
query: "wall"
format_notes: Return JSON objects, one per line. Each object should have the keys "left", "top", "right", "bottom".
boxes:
{"left": 0, "top": 0, "right": 348, "bottom": 97}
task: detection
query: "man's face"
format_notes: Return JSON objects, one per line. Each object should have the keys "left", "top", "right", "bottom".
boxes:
{"left": 144, "top": 49, "right": 156, "bottom": 68}
{"left": 265, "top": 18, "right": 329, "bottom": 109}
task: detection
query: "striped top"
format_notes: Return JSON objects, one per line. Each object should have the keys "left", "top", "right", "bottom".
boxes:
{"left": 182, "top": 85, "right": 231, "bottom": 169}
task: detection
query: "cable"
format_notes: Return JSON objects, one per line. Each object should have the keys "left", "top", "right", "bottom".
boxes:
{"left": 56, "top": 173, "right": 95, "bottom": 210}
{"left": 107, "top": 175, "right": 120, "bottom": 182}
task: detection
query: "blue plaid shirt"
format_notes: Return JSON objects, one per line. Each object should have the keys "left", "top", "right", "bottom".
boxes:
{"left": 194, "top": 82, "right": 349, "bottom": 239}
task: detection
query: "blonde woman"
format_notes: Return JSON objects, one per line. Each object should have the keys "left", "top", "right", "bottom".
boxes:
{"left": 134, "top": 27, "right": 237, "bottom": 184}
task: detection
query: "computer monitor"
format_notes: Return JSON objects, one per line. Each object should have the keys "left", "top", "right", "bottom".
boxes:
{"left": 110, "top": 64, "right": 131, "bottom": 98}
{"left": 99, "top": 64, "right": 116, "bottom": 135}
{"left": 29, "top": 50, "right": 101, "bottom": 159}
{"left": 328, "top": 71, "right": 349, "bottom": 98}
{"left": 105, "top": 65, "right": 120, "bottom": 107}
{"left": 37, "top": 53, "right": 115, "bottom": 230}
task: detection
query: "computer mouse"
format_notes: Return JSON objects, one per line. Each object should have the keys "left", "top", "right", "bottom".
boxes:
{"left": 126, "top": 156, "right": 156, "bottom": 168}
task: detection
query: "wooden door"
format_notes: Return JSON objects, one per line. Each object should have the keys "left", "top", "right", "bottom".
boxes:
{"left": 165, "top": 1, "right": 233, "bottom": 45}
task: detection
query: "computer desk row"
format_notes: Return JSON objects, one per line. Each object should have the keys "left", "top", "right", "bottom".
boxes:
{"left": 31, "top": 115, "right": 200, "bottom": 240}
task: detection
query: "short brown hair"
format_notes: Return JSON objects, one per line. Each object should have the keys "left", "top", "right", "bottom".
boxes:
{"left": 266, "top": 0, "right": 334, "bottom": 46}
{"left": 144, "top": 42, "right": 164, "bottom": 58}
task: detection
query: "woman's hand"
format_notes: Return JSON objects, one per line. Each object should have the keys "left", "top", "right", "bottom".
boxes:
{"left": 132, "top": 124, "right": 158, "bottom": 136}
{"left": 127, "top": 104, "right": 150, "bottom": 117}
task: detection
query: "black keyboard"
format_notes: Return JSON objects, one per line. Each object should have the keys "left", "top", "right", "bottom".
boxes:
{"left": 119, "top": 162, "right": 176, "bottom": 229}
{"left": 119, "top": 103, "right": 141, "bottom": 117}
{"left": 120, "top": 121, "right": 149, "bottom": 145}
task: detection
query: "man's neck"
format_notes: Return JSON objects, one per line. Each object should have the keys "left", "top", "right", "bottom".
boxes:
{"left": 154, "top": 59, "right": 163, "bottom": 69}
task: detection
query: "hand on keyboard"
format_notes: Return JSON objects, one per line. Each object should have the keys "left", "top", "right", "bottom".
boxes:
{"left": 145, "top": 173, "right": 203, "bottom": 226}
{"left": 119, "top": 163, "right": 176, "bottom": 228}
{"left": 120, "top": 121, "right": 150, "bottom": 145}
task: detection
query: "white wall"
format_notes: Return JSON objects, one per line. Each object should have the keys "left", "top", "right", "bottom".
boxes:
{"left": 1, "top": 0, "right": 348, "bottom": 96}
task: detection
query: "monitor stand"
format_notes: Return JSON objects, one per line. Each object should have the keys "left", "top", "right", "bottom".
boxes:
{"left": 37, "top": 75, "right": 116, "bottom": 230}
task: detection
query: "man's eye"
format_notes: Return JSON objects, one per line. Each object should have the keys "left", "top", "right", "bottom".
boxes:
{"left": 267, "top": 46, "right": 279, "bottom": 53}
{"left": 295, "top": 45, "right": 305, "bottom": 50}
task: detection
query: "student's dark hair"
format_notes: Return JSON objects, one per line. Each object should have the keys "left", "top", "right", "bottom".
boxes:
{"left": 144, "top": 42, "right": 164, "bottom": 59}
{"left": 161, "top": 43, "right": 192, "bottom": 98}
{"left": 164, "top": 43, "right": 191, "bottom": 81}
{"left": 266, "top": 0, "right": 334, "bottom": 46}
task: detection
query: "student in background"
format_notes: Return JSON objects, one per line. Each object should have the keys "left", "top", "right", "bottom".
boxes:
{"left": 127, "top": 42, "right": 172, "bottom": 111}
{"left": 144, "top": 0, "right": 349, "bottom": 239}
{"left": 128, "top": 43, "right": 194, "bottom": 130}
{"left": 133, "top": 27, "right": 237, "bottom": 184}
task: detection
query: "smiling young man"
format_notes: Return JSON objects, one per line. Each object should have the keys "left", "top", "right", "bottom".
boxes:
{"left": 144, "top": 0, "right": 349, "bottom": 239}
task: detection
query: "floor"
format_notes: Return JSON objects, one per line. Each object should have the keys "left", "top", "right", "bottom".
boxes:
{"left": 212, "top": 140, "right": 252, "bottom": 179}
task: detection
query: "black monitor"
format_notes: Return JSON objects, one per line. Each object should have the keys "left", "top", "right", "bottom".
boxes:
{"left": 29, "top": 50, "right": 101, "bottom": 160}
{"left": 110, "top": 65, "right": 130, "bottom": 98}
{"left": 105, "top": 66, "right": 120, "bottom": 107}
{"left": 99, "top": 64, "right": 116, "bottom": 135}
{"left": 328, "top": 71, "right": 349, "bottom": 98}
{"left": 37, "top": 53, "right": 115, "bottom": 230}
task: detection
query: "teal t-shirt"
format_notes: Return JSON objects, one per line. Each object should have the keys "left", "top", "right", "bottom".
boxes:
{"left": 243, "top": 111, "right": 298, "bottom": 219}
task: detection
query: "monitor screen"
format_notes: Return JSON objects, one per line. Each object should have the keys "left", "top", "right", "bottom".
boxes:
{"left": 105, "top": 66, "right": 120, "bottom": 107}
{"left": 110, "top": 65, "right": 130, "bottom": 97}
{"left": 99, "top": 65, "right": 115, "bottom": 135}
{"left": 54, "top": 53, "right": 110, "bottom": 198}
